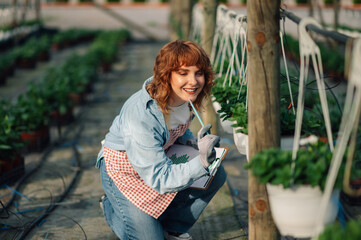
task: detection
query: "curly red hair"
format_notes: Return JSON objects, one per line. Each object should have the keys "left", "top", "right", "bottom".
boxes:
{"left": 146, "top": 40, "right": 215, "bottom": 114}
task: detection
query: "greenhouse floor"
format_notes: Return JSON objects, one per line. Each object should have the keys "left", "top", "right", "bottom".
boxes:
{"left": 0, "top": 40, "right": 248, "bottom": 240}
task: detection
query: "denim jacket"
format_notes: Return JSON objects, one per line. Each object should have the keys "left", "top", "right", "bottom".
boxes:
{"left": 96, "top": 77, "right": 208, "bottom": 194}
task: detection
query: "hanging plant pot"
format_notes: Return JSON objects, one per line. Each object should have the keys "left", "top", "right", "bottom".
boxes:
{"left": 20, "top": 125, "right": 50, "bottom": 153}
{"left": 266, "top": 184, "right": 340, "bottom": 238}
{"left": 212, "top": 100, "right": 233, "bottom": 134}
{"left": 280, "top": 135, "right": 294, "bottom": 150}
{"left": 233, "top": 126, "right": 249, "bottom": 160}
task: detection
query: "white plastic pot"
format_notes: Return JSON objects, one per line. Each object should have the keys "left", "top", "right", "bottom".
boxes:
{"left": 280, "top": 136, "right": 294, "bottom": 150}
{"left": 233, "top": 126, "right": 249, "bottom": 160}
{"left": 212, "top": 100, "right": 233, "bottom": 134}
{"left": 266, "top": 184, "right": 340, "bottom": 238}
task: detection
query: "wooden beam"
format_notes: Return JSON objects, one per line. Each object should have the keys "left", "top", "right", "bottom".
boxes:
{"left": 247, "top": 1, "right": 281, "bottom": 239}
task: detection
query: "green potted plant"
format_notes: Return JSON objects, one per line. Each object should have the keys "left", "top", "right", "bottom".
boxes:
{"left": 0, "top": 100, "right": 25, "bottom": 184}
{"left": 41, "top": 68, "right": 74, "bottom": 126}
{"left": 244, "top": 140, "right": 343, "bottom": 238}
{"left": 36, "top": 35, "right": 51, "bottom": 61}
{"left": 61, "top": 53, "right": 98, "bottom": 105}
{"left": 13, "top": 86, "right": 51, "bottom": 152}
{"left": 13, "top": 38, "right": 39, "bottom": 68}
{"left": 0, "top": 51, "right": 16, "bottom": 85}
{"left": 212, "top": 75, "right": 242, "bottom": 134}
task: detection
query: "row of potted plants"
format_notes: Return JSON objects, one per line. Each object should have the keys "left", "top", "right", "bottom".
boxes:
{"left": 0, "top": 28, "right": 100, "bottom": 86}
{"left": 0, "top": 28, "right": 131, "bottom": 185}
{"left": 51, "top": 28, "right": 100, "bottom": 50}
{"left": 0, "top": 19, "right": 42, "bottom": 43}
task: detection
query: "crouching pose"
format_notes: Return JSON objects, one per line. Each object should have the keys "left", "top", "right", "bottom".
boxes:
{"left": 96, "top": 40, "right": 227, "bottom": 240}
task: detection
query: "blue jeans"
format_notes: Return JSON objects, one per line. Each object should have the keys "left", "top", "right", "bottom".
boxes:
{"left": 99, "top": 158, "right": 227, "bottom": 240}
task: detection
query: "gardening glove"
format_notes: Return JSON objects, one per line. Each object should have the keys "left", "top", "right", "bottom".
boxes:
{"left": 185, "top": 138, "right": 198, "bottom": 150}
{"left": 197, "top": 124, "right": 220, "bottom": 168}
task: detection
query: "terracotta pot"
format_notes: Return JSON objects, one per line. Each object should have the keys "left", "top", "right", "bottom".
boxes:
{"left": 0, "top": 72, "right": 6, "bottom": 86}
{"left": 51, "top": 43, "right": 63, "bottom": 51}
{"left": 50, "top": 108, "right": 74, "bottom": 126}
{"left": 20, "top": 126, "right": 50, "bottom": 152}
{"left": 69, "top": 92, "right": 85, "bottom": 105}
{"left": 37, "top": 51, "right": 51, "bottom": 62}
{"left": 4, "top": 64, "right": 15, "bottom": 77}
{"left": 0, "top": 154, "right": 25, "bottom": 185}
{"left": 101, "top": 62, "right": 112, "bottom": 72}
{"left": 17, "top": 58, "right": 36, "bottom": 69}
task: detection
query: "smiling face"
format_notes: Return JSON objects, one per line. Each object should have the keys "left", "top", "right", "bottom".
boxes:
{"left": 168, "top": 65, "right": 205, "bottom": 107}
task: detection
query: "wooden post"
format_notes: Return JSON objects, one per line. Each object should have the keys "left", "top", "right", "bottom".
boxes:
{"left": 169, "top": 0, "right": 193, "bottom": 41}
{"left": 35, "top": 0, "right": 41, "bottom": 21}
{"left": 333, "top": 0, "right": 340, "bottom": 30}
{"left": 21, "top": 0, "right": 30, "bottom": 24}
{"left": 181, "top": 0, "right": 193, "bottom": 40}
{"left": 169, "top": 0, "right": 182, "bottom": 41}
{"left": 201, "top": 0, "right": 218, "bottom": 135}
{"left": 247, "top": 1, "right": 280, "bottom": 240}
{"left": 11, "top": 0, "right": 18, "bottom": 26}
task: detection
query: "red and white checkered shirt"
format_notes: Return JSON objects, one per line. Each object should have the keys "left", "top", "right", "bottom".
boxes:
{"left": 104, "top": 120, "right": 191, "bottom": 218}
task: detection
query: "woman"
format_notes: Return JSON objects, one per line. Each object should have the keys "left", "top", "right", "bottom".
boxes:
{"left": 96, "top": 40, "right": 227, "bottom": 240}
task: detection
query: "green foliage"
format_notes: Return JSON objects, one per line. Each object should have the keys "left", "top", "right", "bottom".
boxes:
{"left": 318, "top": 220, "right": 361, "bottom": 240}
{"left": 244, "top": 140, "right": 345, "bottom": 191}
{"left": 0, "top": 51, "right": 16, "bottom": 71}
{"left": 13, "top": 39, "right": 39, "bottom": 60}
{"left": 52, "top": 28, "right": 99, "bottom": 45}
{"left": 88, "top": 29, "right": 131, "bottom": 64}
{"left": 212, "top": 75, "right": 248, "bottom": 134}
{"left": 13, "top": 84, "right": 51, "bottom": 132}
{"left": 0, "top": 101, "right": 24, "bottom": 160}
{"left": 40, "top": 67, "right": 74, "bottom": 115}
{"left": 229, "top": 101, "right": 248, "bottom": 134}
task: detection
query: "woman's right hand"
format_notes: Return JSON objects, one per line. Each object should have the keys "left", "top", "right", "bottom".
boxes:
{"left": 197, "top": 124, "right": 220, "bottom": 168}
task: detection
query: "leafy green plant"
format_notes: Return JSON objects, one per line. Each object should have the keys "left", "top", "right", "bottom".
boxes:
{"left": 244, "top": 140, "right": 345, "bottom": 191}
{"left": 229, "top": 102, "right": 248, "bottom": 134}
{"left": 0, "top": 51, "right": 16, "bottom": 73}
{"left": 212, "top": 74, "right": 249, "bottom": 133}
{"left": 0, "top": 100, "right": 23, "bottom": 160}
{"left": 318, "top": 219, "right": 361, "bottom": 240}
{"left": 40, "top": 67, "right": 73, "bottom": 115}
{"left": 13, "top": 87, "right": 51, "bottom": 132}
